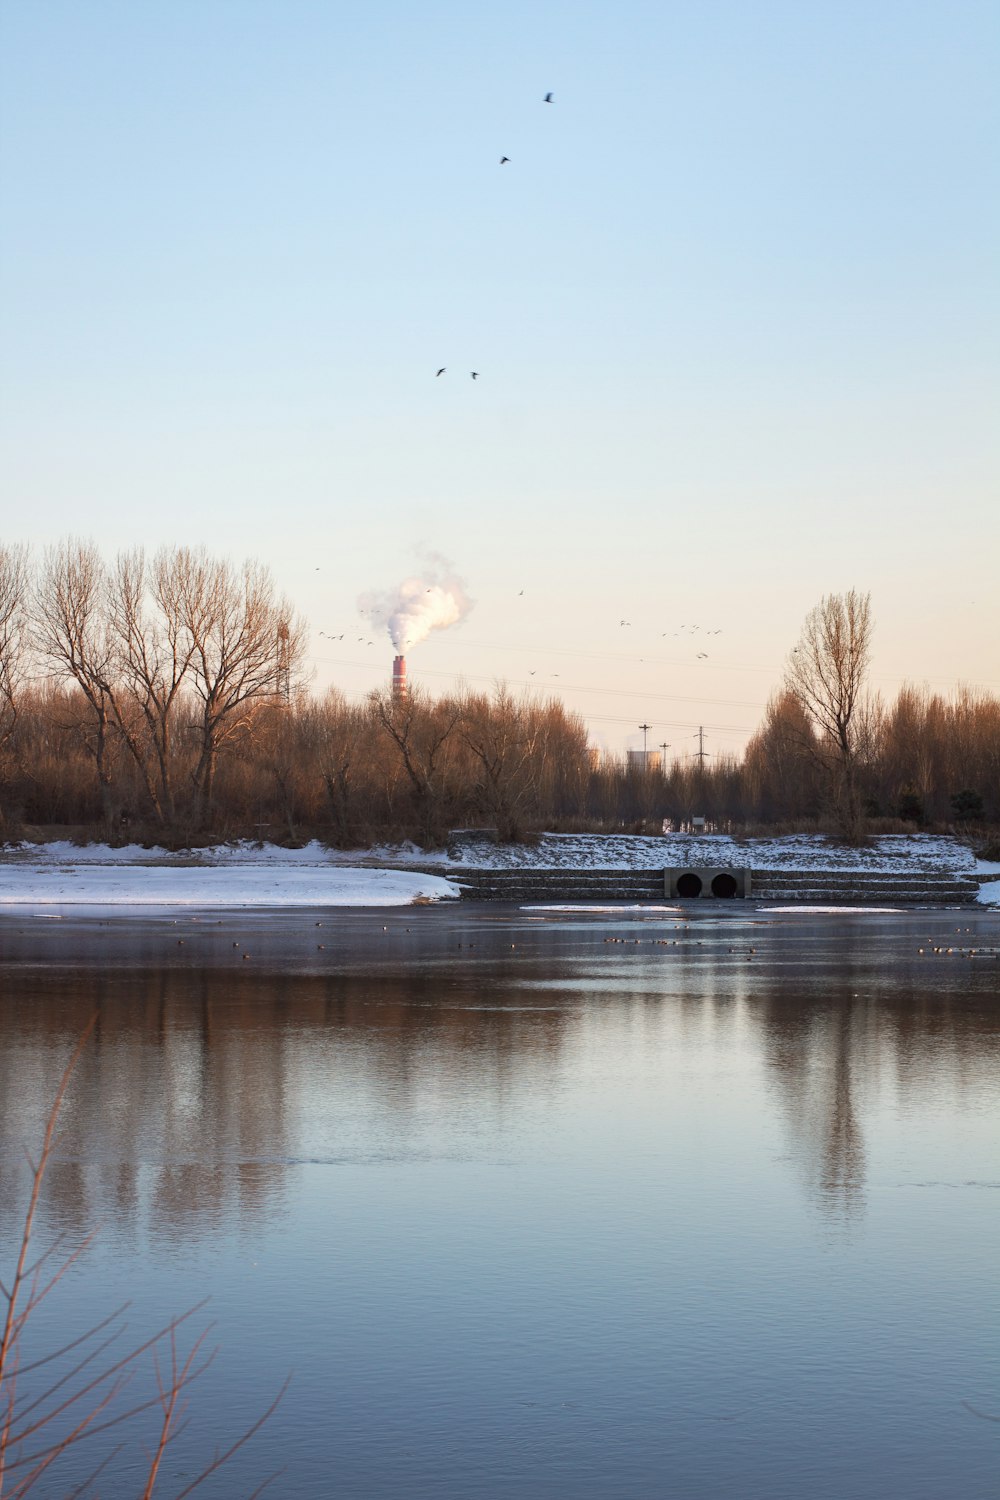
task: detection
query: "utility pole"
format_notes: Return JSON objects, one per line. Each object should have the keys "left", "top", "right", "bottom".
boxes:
{"left": 638, "top": 722, "right": 652, "bottom": 757}
{"left": 695, "top": 726, "right": 707, "bottom": 765}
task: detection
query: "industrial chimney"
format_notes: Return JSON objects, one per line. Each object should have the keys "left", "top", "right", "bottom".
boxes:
{"left": 392, "top": 654, "right": 407, "bottom": 701}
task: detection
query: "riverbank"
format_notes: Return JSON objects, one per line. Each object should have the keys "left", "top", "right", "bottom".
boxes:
{"left": 0, "top": 833, "right": 995, "bottom": 907}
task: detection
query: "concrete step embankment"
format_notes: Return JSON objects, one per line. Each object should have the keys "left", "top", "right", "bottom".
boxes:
{"left": 435, "top": 865, "right": 980, "bottom": 905}
{"left": 452, "top": 868, "right": 665, "bottom": 901}
{"left": 750, "top": 869, "right": 979, "bottom": 905}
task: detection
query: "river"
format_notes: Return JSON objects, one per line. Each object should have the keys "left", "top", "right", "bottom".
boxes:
{"left": 1, "top": 903, "right": 997, "bottom": 1498}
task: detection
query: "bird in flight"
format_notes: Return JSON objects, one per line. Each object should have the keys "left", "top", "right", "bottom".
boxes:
{"left": 436, "top": 367, "right": 446, "bottom": 376}
{"left": 697, "top": 652, "right": 708, "bottom": 659}
{"left": 500, "top": 156, "right": 510, "bottom": 165}
{"left": 518, "top": 589, "right": 524, "bottom": 595}
{"left": 470, "top": 371, "right": 480, "bottom": 379}
{"left": 543, "top": 92, "right": 553, "bottom": 103}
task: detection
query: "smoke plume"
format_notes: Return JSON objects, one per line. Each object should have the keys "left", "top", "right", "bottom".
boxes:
{"left": 358, "top": 556, "right": 473, "bottom": 652}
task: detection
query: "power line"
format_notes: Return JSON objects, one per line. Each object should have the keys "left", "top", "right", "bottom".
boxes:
{"left": 308, "top": 653, "right": 768, "bottom": 711}
{"left": 340, "top": 631, "right": 1000, "bottom": 691}
{"left": 306, "top": 655, "right": 757, "bottom": 733}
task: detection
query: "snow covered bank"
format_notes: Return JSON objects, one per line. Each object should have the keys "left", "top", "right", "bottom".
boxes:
{"left": 0, "top": 849, "right": 459, "bottom": 907}
{"left": 1, "top": 833, "right": 978, "bottom": 877}
{"left": 0, "top": 838, "right": 444, "bottom": 869}
{"left": 446, "top": 832, "right": 976, "bottom": 876}
{"left": 977, "top": 861, "right": 1000, "bottom": 908}
{"left": 0, "top": 836, "right": 990, "bottom": 908}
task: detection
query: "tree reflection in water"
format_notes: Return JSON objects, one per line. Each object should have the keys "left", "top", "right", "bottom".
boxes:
{"left": 0, "top": 912, "right": 997, "bottom": 1240}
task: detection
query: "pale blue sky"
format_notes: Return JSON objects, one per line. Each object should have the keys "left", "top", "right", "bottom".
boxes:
{"left": 2, "top": 1, "right": 997, "bottom": 752}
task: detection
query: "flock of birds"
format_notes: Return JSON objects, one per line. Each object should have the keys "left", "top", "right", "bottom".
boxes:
{"left": 432, "top": 91, "right": 555, "bottom": 383}
{"left": 324, "top": 81, "right": 728, "bottom": 680}
{"left": 917, "top": 927, "right": 999, "bottom": 960}
{"left": 616, "top": 619, "right": 725, "bottom": 662}
{"left": 319, "top": 612, "right": 728, "bottom": 677}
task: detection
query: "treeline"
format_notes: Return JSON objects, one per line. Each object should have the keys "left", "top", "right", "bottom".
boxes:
{"left": 0, "top": 546, "right": 997, "bottom": 844}
{"left": 2, "top": 682, "right": 592, "bottom": 844}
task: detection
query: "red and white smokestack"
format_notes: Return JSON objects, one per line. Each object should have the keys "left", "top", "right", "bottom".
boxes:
{"left": 392, "top": 654, "right": 407, "bottom": 701}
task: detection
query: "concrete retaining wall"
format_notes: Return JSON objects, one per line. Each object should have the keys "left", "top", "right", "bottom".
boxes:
{"left": 444, "top": 866, "right": 979, "bottom": 905}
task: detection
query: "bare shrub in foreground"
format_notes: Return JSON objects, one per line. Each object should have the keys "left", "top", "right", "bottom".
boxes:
{"left": 0, "top": 1025, "right": 286, "bottom": 1497}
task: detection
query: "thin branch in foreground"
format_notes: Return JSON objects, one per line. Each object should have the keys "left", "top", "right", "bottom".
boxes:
{"left": 1, "top": 1020, "right": 290, "bottom": 1498}
{"left": 172, "top": 1375, "right": 291, "bottom": 1500}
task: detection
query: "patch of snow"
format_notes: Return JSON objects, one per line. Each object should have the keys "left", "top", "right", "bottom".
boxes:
{"left": 0, "top": 838, "right": 451, "bottom": 869}
{"left": 520, "top": 904, "right": 684, "bottom": 914}
{"left": 977, "top": 881, "right": 1000, "bottom": 908}
{"left": 0, "top": 863, "right": 458, "bottom": 908}
{"left": 446, "top": 832, "right": 975, "bottom": 876}
{"left": 757, "top": 906, "right": 905, "bottom": 915}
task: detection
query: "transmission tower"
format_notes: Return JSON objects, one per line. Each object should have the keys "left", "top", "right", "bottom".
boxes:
{"left": 276, "top": 621, "right": 291, "bottom": 705}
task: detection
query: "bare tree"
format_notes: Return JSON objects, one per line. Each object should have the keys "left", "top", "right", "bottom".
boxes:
{"left": 303, "top": 690, "right": 372, "bottom": 845}
{"left": 785, "top": 590, "right": 873, "bottom": 838}
{"left": 180, "top": 553, "right": 304, "bottom": 824}
{"left": 371, "top": 687, "right": 462, "bottom": 844}
{"left": 743, "top": 690, "right": 820, "bottom": 821}
{"left": 107, "top": 548, "right": 198, "bottom": 823}
{"left": 0, "top": 544, "right": 29, "bottom": 758}
{"left": 33, "top": 541, "right": 121, "bottom": 825}
{"left": 458, "top": 685, "right": 544, "bottom": 840}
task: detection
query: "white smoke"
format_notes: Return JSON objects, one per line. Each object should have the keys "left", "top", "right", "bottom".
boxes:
{"left": 358, "top": 556, "right": 473, "bottom": 652}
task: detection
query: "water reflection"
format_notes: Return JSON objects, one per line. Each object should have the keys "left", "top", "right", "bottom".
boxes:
{"left": 756, "top": 975, "right": 998, "bottom": 1219}
{"left": 3, "top": 907, "right": 998, "bottom": 1500}
{"left": 760, "top": 998, "right": 868, "bottom": 1219}
{"left": 0, "top": 964, "right": 572, "bottom": 1243}
{"left": 0, "top": 908, "right": 998, "bottom": 1240}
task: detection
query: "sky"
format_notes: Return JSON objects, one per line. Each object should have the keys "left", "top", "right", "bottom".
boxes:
{"left": 1, "top": 0, "right": 997, "bottom": 757}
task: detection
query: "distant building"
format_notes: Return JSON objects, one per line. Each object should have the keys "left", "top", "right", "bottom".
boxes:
{"left": 626, "top": 749, "right": 662, "bottom": 773}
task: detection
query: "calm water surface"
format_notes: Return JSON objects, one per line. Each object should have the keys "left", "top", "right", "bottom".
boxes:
{"left": 1, "top": 903, "right": 998, "bottom": 1498}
